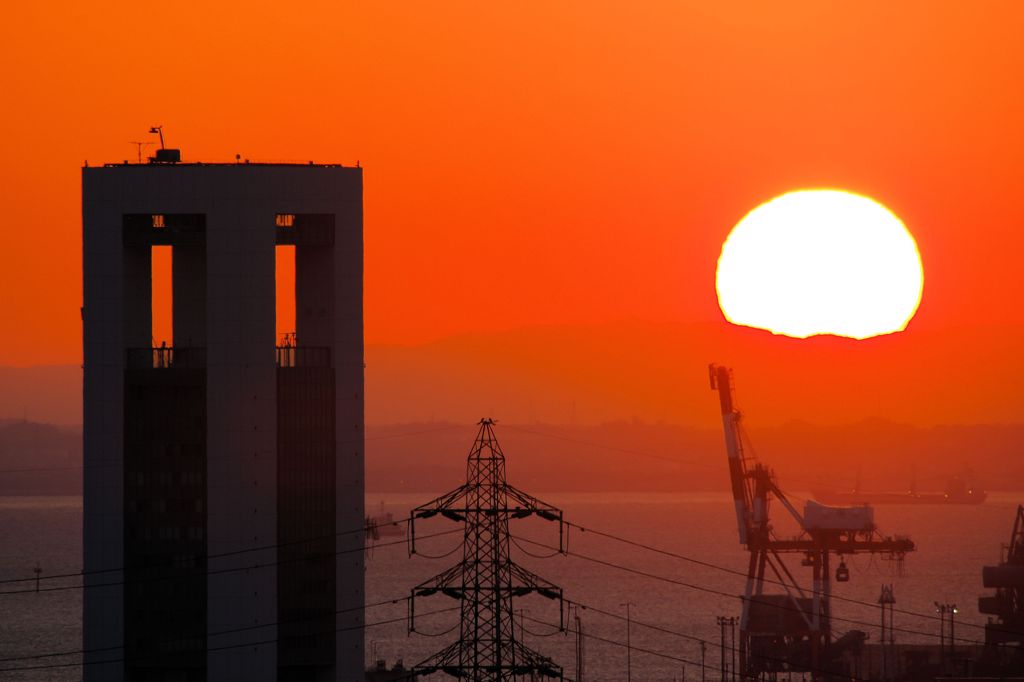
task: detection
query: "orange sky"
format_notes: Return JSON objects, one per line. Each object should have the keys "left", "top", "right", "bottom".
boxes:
{"left": 2, "top": 2, "right": 1024, "bottom": 383}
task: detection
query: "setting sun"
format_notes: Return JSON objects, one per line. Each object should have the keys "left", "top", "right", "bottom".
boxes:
{"left": 716, "top": 190, "right": 924, "bottom": 340}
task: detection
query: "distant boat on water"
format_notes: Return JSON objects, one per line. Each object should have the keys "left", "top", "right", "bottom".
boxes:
{"left": 366, "top": 501, "right": 406, "bottom": 540}
{"left": 812, "top": 475, "right": 987, "bottom": 506}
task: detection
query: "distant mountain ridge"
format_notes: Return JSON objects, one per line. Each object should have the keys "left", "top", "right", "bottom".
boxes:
{"left": 6, "top": 322, "right": 1024, "bottom": 428}
{"left": 364, "top": 321, "right": 1024, "bottom": 427}
{"left": 4, "top": 321, "right": 1024, "bottom": 494}
{"left": 0, "top": 420, "right": 81, "bottom": 494}
{"left": 1, "top": 418, "right": 1021, "bottom": 496}
{"left": 0, "top": 365, "right": 81, "bottom": 426}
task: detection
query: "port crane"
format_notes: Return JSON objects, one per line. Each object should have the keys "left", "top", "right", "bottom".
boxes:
{"left": 979, "top": 504, "right": 1024, "bottom": 668}
{"left": 709, "top": 365, "right": 915, "bottom": 680}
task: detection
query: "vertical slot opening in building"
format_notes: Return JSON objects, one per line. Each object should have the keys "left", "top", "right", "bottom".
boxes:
{"left": 273, "top": 211, "right": 338, "bottom": 678}
{"left": 151, "top": 245, "right": 173, "bottom": 347}
{"left": 117, "top": 212, "right": 208, "bottom": 677}
{"left": 276, "top": 244, "right": 296, "bottom": 347}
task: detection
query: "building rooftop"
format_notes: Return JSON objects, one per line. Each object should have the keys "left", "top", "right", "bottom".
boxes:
{"left": 96, "top": 160, "right": 354, "bottom": 168}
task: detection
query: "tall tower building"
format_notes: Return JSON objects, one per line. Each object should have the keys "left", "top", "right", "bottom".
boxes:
{"left": 82, "top": 157, "right": 364, "bottom": 682}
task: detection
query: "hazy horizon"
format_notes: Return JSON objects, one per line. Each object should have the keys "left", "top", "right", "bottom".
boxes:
{"left": 8, "top": 320, "right": 1024, "bottom": 430}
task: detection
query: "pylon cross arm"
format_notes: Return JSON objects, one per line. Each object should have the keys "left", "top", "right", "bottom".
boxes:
{"left": 413, "top": 639, "right": 563, "bottom": 678}
{"left": 412, "top": 484, "right": 473, "bottom": 517}
{"left": 505, "top": 484, "right": 561, "bottom": 517}
{"left": 510, "top": 562, "right": 561, "bottom": 594}
{"left": 414, "top": 563, "right": 466, "bottom": 595}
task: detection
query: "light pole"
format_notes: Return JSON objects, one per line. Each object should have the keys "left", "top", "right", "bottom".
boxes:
{"left": 949, "top": 604, "right": 958, "bottom": 667}
{"left": 934, "top": 601, "right": 954, "bottom": 673}
{"left": 573, "top": 605, "right": 584, "bottom": 682}
{"left": 729, "top": 616, "right": 737, "bottom": 682}
{"left": 621, "top": 602, "right": 635, "bottom": 682}
{"left": 717, "top": 616, "right": 734, "bottom": 682}
{"left": 878, "top": 585, "right": 896, "bottom": 682}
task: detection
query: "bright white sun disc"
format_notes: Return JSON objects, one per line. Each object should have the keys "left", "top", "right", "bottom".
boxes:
{"left": 716, "top": 190, "right": 923, "bottom": 339}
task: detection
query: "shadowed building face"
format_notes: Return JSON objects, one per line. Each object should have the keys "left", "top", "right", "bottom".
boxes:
{"left": 82, "top": 160, "right": 364, "bottom": 682}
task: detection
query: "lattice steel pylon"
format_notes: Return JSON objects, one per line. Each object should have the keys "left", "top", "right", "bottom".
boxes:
{"left": 409, "top": 419, "right": 565, "bottom": 680}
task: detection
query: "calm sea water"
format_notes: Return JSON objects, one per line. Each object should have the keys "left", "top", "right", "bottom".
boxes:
{"left": 0, "top": 493, "right": 1019, "bottom": 681}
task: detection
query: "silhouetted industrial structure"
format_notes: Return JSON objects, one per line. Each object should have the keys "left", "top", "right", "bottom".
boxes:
{"left": 709, "top": 365, "right": 915, "bottom": 681}
{"left": 877, "top": 584, "right": 896, "bottom": 682}
{"left": 408, "top": 419, "right": 564, "bottom": 680}
{"left": 82, "top": 153, "right": 363, "bottom": 681}
{"left": 978, "top": 504, "right": 1024, "bottom": 674}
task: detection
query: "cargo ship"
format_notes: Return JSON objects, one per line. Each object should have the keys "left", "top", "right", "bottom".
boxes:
{"left": 366, "top": 502, "right": 406, "bottom": 540}
{"left": 812, "top": 476, "right": 986, "bottom": 506}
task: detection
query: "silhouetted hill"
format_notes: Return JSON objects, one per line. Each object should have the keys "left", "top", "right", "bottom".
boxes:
{"left": 365, "top": 321, "right": 1024, "bottom": 428}
{"left": 4, "top": 321, "right": 1024, "bottom": 492}
{"left": 6, "top": 322, "right": 1024, "bottom": 428}
{"left": 0, "top": 419, "right": 1021, "bottom": 495}
{"left": 0, "top": 365, "right": 81, "bottom": 426}
{"left": 0, "top": 421, "right": 81, "bottom": 494}
{"left": 364, "top": 420, "right": 1024, "bottom": 494}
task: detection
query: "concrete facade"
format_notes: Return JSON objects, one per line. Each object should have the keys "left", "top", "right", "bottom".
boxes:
{"left": 82, "top": 162, "right": 364, "bottom": 682}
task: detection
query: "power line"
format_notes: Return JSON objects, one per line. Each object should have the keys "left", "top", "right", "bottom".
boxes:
{"left": 520, "top": 610, "right": 729, "bottom": 678}
{"left": 559, "top": 518, "right": 1004, "bottom": 636}
{"left": 511, "top": 533, "right": 995, "bottom": 648}
{"left": 0, "top": 509, "right": 421, "bottom": 588}
{"left": 0, "top": 595, "right": 407, "bottom": 664}
{"left": 6, "top": 514, "right": 1010, "bottom": 675}
{"left": 0, "top": 526, "right": 459, "bottom": 597}
{"left": 569, "top": 598, "right": 812, "bottom": 678}
{"left": 536, "top": 596, "right": 891, "bottom": 682}
{"left": 0, "top": 604, "right": 459, "bottom": 673}
{"left": 3, "top": 500, "right": 1006, "bottom": 646}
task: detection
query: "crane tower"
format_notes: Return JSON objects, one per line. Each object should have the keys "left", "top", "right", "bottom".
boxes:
{"left": 709, "top": 365, "right": 915, "bottom": 681}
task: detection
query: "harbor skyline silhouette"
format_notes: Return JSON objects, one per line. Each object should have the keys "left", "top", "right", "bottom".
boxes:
{"left": 1, "top": 2, "right": 1023, "bottom": 679}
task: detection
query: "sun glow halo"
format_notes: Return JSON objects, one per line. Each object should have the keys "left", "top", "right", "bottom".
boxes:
{"left": 716, "top": 190, "right": 923, "bottom": 340}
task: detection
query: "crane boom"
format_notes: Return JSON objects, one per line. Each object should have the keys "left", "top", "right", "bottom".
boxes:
{"left": 708, "top": 363, "right": 914, "bottom": 681}
{"left": 709, "top": 364, "right": 752, "bottom": 545}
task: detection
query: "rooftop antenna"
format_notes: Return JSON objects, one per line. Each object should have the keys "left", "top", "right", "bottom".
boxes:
{"left": 129, "top": 140, "right": 155, "bottom": 164}
{"left": 149, "top": 125, "right": 165, "bottom": 149}
{"left": 146, "top": 126, "right": 181, "bottom": 164}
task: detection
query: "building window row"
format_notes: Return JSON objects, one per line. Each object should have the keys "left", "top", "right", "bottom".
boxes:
{"left": 128, "top": 471, "right": 204, "bottom": 487}
{"left": 129, "top": 526, "right": 205, "bottom": 542}
{"left": 126, "top": 498, "right": 204, "bottom": 514}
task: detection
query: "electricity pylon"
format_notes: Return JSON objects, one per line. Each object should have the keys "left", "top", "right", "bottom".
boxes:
{"left": 409, "top": 419, "right": 565, "bottom": 680}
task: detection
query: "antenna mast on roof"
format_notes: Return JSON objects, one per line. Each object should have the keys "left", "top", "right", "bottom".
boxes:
{"left": 145, "top": 126, "right": 181, "bottom": 164}
{"left": 129, "top": 141, "right": 154, "bottom": 164}
{"left": 149, "top": 125, "right": 165, "bottom": 149}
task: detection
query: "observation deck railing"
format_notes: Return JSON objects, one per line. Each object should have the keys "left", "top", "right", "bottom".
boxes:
{"left": 275, "top": 346, "right": 331, "bottom": 368}
{"left": 125, "top": 347, "right": 207, "bottom": 369}
{"left": 125, "top": 346, "right": 329, "bottom": 369}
